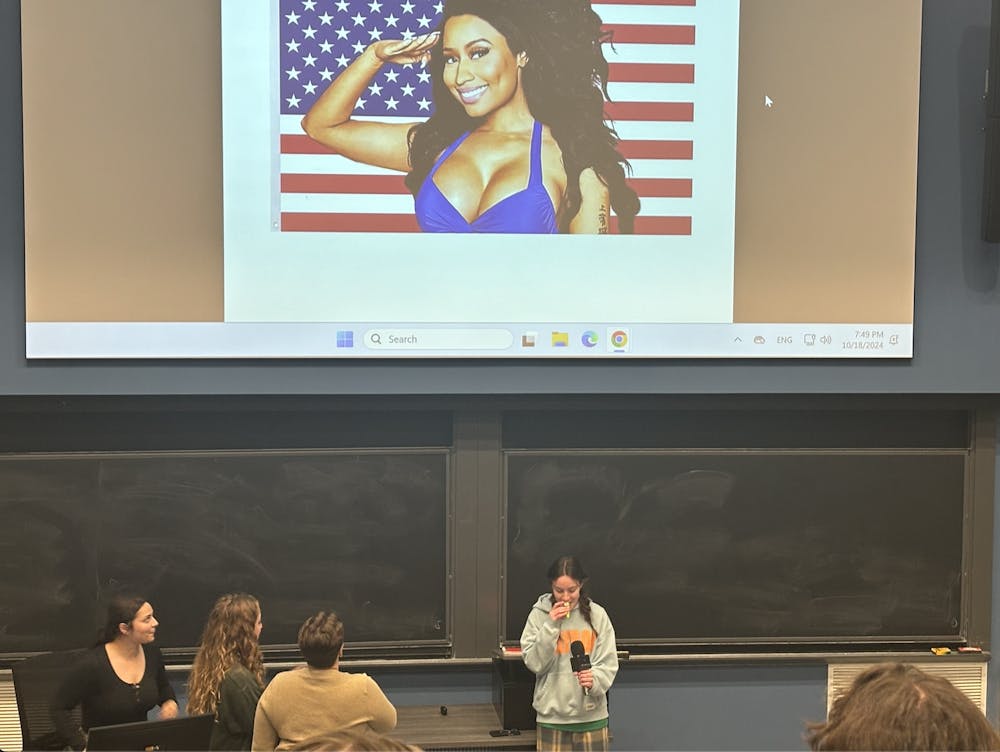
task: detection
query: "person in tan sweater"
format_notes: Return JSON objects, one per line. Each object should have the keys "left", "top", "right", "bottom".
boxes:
{"left": 251, "top": 612, "right": 397, "bottom": 751}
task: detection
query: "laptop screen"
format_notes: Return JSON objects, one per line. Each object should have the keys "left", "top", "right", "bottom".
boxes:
{"left": 86, "top": 714, "right": 214, "bottom": 752}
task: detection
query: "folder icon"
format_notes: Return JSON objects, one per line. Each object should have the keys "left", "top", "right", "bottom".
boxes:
{"left": 551, "top": 331, "right": 569, "bottom": 347}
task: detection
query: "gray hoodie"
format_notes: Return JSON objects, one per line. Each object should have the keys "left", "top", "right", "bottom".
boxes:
{"left": 519, "top": 593, "right": 619, "bottom": 726}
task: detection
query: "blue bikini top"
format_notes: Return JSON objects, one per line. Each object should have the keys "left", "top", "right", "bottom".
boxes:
{"left": 414, "top": 120, "right": 558, "bottom": 234}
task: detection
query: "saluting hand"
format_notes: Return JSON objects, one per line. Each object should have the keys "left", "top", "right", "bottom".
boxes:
{"left": 370, "top": 32, "right": 440, "bottom": 66}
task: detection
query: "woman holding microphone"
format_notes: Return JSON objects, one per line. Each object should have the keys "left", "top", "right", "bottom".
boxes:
{"left": 520, "top": 556, "right": 618, "bottom": 752}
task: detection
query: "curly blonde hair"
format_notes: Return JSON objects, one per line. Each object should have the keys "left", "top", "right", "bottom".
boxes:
{"left": 187, "top": 593, "right": 264, "bottom": 716}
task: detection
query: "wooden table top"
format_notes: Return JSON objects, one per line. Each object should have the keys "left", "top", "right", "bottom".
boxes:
{"left": 393, "top": 703, "right": 535, "bottom": 750}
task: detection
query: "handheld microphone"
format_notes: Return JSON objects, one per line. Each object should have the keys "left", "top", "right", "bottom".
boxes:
{"left": 569, "top": 640, "right": 592, "bottom": 696}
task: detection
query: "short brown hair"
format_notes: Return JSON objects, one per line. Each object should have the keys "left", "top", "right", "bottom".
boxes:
{"left": 292, "top": 729, "right": 420, "bottom": 751}
{"left": 806, "top": 663, "right": 1000, "bottom": 751}
{"left": 297, "top": 611, "right": 345, "bottom": 669}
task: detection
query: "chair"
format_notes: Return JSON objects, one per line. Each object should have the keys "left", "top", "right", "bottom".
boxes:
{"left": 12, "top": 650, "right": 86, "bottom": 751}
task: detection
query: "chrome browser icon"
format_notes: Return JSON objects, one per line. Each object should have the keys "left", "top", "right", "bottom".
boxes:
{"left": 581, "top": 330, "right": 599, "bottom": 348}
{"left": 607, "top": 328, "right": 630, "bottom": 353}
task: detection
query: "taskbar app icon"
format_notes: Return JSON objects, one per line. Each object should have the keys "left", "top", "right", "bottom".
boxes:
{"left": 607, "top": 328, "right": 630, "bottom": 353}
{"left": 581, "top": 330, "right": 599, "bottom": 348}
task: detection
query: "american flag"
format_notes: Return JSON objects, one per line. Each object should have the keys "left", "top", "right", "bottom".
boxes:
{"left": 278, "top": 0, "right": 698, "bottom": 234}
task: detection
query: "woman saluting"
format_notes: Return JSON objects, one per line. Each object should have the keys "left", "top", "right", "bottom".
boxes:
{"left": 301, "top": 0, "right": 639, "bottom": 234}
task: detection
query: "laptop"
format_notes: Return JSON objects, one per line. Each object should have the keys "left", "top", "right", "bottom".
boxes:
{"left": 86, "top": 714, "right": 214, "bottom": 751}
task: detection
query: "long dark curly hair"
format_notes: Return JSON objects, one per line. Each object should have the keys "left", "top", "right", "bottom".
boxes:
{"left": 404, "top": 0, "right": 640, "bottom": 233}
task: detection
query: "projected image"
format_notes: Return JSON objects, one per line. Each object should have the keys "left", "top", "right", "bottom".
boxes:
{"left": 21, "top": 1, "right": 920, "bottom": 359}
{"left": 218, "top": 0, "right": 740, "bottom": 347}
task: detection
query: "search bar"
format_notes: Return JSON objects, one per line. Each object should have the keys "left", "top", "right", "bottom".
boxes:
{"left": 364, "top": 328, "right": 514, "bottom": 350}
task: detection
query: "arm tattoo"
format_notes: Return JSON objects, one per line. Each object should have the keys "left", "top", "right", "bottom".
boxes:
{"left": 598, "top": 204, "right": 608, "bottom": 234}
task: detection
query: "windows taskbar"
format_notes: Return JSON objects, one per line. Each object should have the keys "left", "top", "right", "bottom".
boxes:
{"left": 26, "top": 323, "right": 913, "bottom": 359}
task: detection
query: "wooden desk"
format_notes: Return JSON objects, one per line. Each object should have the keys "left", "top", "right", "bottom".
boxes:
{"left": 394, "top": 704, "right": 535, "bottom": 750}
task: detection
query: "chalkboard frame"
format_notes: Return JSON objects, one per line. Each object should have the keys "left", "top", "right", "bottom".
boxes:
{"left": 501, "top": 447, "right": 977, "bottom": 652}
{"left": 0, "top": 400, "right": 993, "bottom": 662}
{"left": 0, "top": 448, "right": 452, "bottom": 662}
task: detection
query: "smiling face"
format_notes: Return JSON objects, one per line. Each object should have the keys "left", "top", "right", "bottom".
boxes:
{"left": 121, "top": 601, "right": 158, "bottom": 644}
{"left": 441, "top": 14, "right": 526, "bottom": 118}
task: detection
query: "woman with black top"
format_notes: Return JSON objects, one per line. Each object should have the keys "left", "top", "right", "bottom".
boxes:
{"left": 51, "top": 595, "right": 178, "bottom": 750}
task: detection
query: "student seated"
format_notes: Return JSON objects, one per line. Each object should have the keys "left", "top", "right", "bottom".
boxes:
{"left": 251, "top": 611, "right": 396, "bottom": 751}
{"left": 187, "top": 593, "right": 266, "bottom": 751}
{"left": 805, "top": 662, "right": 1000, "bottom": 751}
{"left": 51, "top": 595, "right": 178, "bottom": 751}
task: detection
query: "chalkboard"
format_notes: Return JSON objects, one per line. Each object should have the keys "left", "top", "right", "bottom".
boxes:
{"left": 0, "top": 450, "right": 448, "bottom": 656}
{"left": 504, "top": 452, "right": 966, "bottom": 646}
